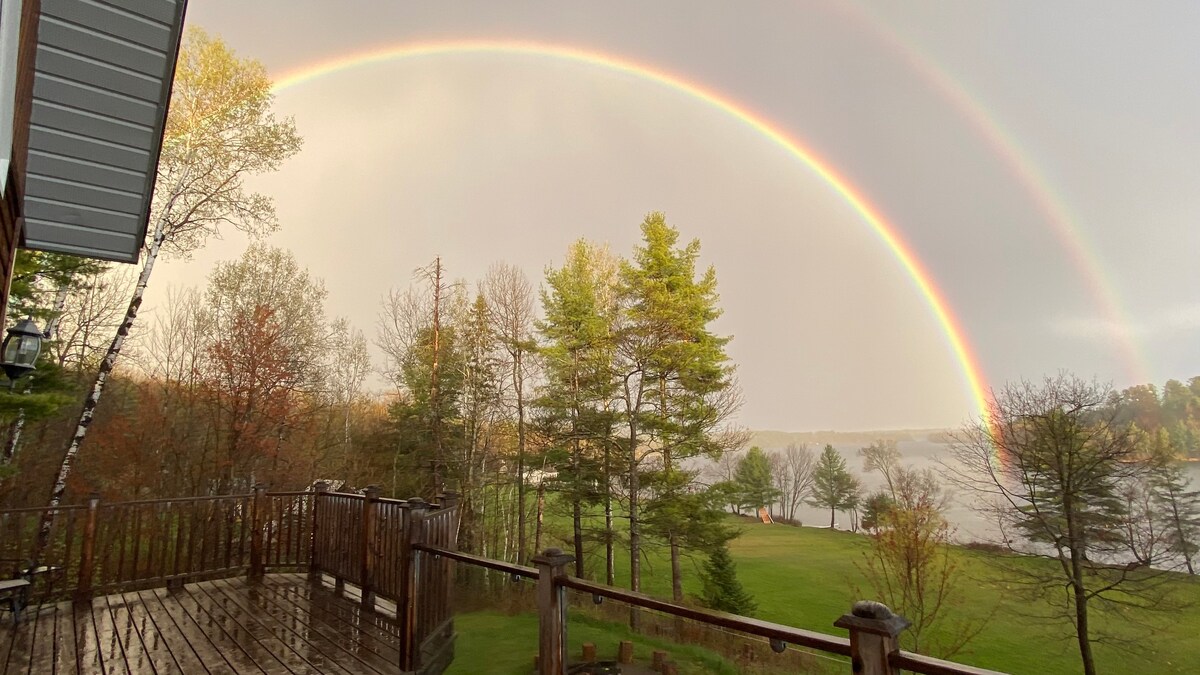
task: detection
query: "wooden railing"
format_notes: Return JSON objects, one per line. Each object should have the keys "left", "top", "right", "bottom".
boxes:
{"left": 0, "top": 485, "right": 461, "bottom": 675}
{"left": 0, "top": 489, "right": 313, "bottom": 599}
{"left": 422, "top": 545, "right": 1008, "bottom": 675}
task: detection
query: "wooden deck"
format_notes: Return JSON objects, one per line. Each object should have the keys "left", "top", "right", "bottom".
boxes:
{"left": 0, "top": 574, "right": 406, "bottom": 674}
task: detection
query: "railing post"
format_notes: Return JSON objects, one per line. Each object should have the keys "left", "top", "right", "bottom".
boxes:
{"left": 400, "top": 498, "right": 428, "bottom": 671}
{"left": 249, "top": 483, "right": 267, "bottom": 581}
{"left": 532, "top": 547, "right": 575, "bottom": 675}
{"left": 75, "top": 493, "right": 100, "bottom": 603}
{"left": 834, "top": 601, "right": 910, "bottom": 675}
{"left": 361, "top": 485, "right": 379, "bottom": 609}
{"left": 309, "top": 481, "right": 329, "bottom": 581}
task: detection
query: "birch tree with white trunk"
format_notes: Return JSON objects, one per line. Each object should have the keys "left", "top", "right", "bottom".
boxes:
{"left": 41, "top": 28, "right": 301, "bottom": 530}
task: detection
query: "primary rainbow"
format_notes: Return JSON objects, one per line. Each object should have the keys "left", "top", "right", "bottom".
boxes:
{"left": 273, "top": 39, "right": 992, "bottom": 419}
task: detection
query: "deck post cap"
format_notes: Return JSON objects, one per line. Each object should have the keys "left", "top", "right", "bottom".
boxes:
{"left": 834, "top": 600, "right": 911, "bottom": 637}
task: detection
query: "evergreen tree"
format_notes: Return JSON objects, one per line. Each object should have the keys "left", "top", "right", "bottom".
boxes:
{"left": 617, "top": 213, "right": 742, "bottom": 609}
{"left": 733, "top": 446, "right": 778, "bottom": 512}
{"left": 699, "top": 543, "right": 757, "bottom": 616}
{"left": 808, "top": 444, "right": 861, "bottom": 528}
{"left": 861, "top": 491, "right": 896, "bottom": 533}
{"left": 537, "top": 240, "right": 619, "bottom": 576}
{"left": 1151, "top": 461, "right": 1200, "bottom": 575}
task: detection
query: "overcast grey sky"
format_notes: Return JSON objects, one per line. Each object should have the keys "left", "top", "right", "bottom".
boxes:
{"left": 146, "top": 1, "right": 1200, "bottom": 431}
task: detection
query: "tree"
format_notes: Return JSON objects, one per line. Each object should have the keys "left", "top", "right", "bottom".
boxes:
{"left": 43, "top": 28, "right": 301, "bottom": 520}
{"left": 859, "top": 439, "right": 901, "bottom": 497}
{"left": 808, "top": 444, "right": 860, "bottom": 528}
{"left": 946, "top": 374, "right": 1179, "bottom": 675}
{"left": 734, "top": 446, "right": 777, "bottom": 512}
{"left": 454, "top": 293, "right": 501, "bottom": 555}
{"left": 377, "top": 260, "right": 468, "bottom": 499}
{"left": 775, "top": 442, "right": 816, "bottom": 522}
{"left": 537, "top": 240, "right": 619, "bottom": 577}
{"left": 699, "top": 542, "right": 757, "bottom": 616}
{"left": 203, "top": 245, "right": 330, "bottom": 490}
{"left": 483, "top": 263, "right": 537, "bottom": 563}
{"left": 617, "top": 213, "right": 742, "bottom": 611}
{"left": 1149, "top": 457, "right": 1200, "bottom": 575}
{"left": 857, "top": 490, "right": 982, "bottom": 657}
{"left": 860, "top": 491, "right": 895, "bottom": 533}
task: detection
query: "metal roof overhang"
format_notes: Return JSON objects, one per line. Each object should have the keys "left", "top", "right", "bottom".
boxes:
{"left": 21, "top": 0, "right": 187, "bottom": 264}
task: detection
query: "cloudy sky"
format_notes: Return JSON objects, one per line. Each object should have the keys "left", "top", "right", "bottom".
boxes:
{"left": 146, "top": 1, "right": 1200, "bottom": 431}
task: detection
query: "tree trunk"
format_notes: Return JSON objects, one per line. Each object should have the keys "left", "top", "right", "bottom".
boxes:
{"left": 570, "top": 365, "right": 583, "bottom": 576}
{"left": 628, "top": 416, "right": 640, "bottom": 630}
{"left": 515, "top": 349, "right": 527, "bottom": 563}
{"left": 1072, "top": 575, "right": 1095, "bottom": 675}
{"left": 1065, "top": 490, "right": 1096, "bottom": 675}
{"left": 39, "top": 227, "right": 164, "bottom": 549}
{"left": 669, "top": 534, "right": 683, "bottom": 603}
{"left": 534, "top": 480, "right": 545, "bottom": 553}
{"left": 604, "top": 440, "right": 614, "bottom": 586}
{"left": 572, "top": 496, "right": 584, "bottom": 578}
{"left": 829, "top": 506, "right": 835, "bottom": 529}
{"left": 1167, "top": 486, "right": 1196, "bottom": 575}
{"left": 430, "top": 257, "right": 442, "bottom": 496}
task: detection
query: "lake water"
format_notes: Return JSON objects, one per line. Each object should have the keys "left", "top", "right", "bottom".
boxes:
{"left": 779, "top": 440, "right": 1200, "bottom": 545}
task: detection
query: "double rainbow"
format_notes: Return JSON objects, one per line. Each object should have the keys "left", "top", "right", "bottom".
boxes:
{"left": 273, "top": 39, "right": 992, "bottom": 419}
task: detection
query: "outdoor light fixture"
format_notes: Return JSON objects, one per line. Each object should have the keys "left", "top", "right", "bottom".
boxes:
{"left": 1, "top": 318, "right": 44, "bottom": 382}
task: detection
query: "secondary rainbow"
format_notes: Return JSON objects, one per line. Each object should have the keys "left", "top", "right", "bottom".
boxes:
{"left": 837, "top": 3, "right": 1148, "bottom": 385}
{"left": 272, "top": 39, "right": 992, "bottom": 418}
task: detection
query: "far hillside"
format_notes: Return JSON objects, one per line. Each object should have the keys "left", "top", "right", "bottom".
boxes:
{"left": 748, "top": 428, "right": 953, "bottom": 449}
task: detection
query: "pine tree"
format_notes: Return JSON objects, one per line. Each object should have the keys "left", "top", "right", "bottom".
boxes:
{"left": 699, "top": 543, "right": 757, "bottom": 616}
{"left": 1152, "top": 461, "right": 1200, "bottom": 574}
{"left": 537, "top": 240, "right": 619, "bottom": 576}
{"left": 734, "top": 446, "right": 778, "bottom": 512}
{"left": 808, "top": 444, "right": 861, "bottom": 528}
{"left": 617, "top": 213, "right": 742, "bottom": 611}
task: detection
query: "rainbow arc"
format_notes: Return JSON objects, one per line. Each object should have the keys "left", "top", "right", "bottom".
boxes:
{"left": 273, "top": 39, "right": 993, "bottom": 419}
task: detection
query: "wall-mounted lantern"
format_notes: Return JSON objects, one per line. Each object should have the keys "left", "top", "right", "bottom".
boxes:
{"left": 1, "top": 317, "right": 44, "bottom": 382}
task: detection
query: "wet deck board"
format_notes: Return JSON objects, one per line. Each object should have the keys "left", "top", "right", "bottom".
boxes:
{"left": 0, "top": 574, "right": 403, "bottom": 674}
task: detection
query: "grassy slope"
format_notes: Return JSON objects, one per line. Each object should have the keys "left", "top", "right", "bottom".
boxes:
{"left": 526, "top": 513, "right": 1200, "bottom": 674}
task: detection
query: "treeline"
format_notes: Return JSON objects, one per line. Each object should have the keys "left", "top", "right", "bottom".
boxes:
{"left": 1112, "top": 379, "right": 1200, "bottom": 459}
{"left": 0, "top": 213, "right": 750, "bottom": 613}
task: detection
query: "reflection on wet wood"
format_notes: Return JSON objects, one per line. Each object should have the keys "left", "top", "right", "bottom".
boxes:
{"left": 0, "top": 574, "right": 403, "bottom": 674}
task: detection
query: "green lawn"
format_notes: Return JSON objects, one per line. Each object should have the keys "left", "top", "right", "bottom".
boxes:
{"left": 519, "top": 512, "right": 1200, "bottom": 674}
{"left": 448, "top": 610, "right": 742, "bottom": 675}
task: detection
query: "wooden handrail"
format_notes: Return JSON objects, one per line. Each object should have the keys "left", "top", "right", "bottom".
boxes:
{"left": 414, "top": 546, "right": 539, "bottom": 579}
{"left": 891, "top": 652, "right": 1008, "bottom": 675}
{"left": 561, "top": 576, "right": 852, "bottom": 656}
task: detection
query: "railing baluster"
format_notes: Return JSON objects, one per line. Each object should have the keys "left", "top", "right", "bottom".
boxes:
{"left": 361, "top": 486, "right": 379, "bottom": 609}
{"left": 310, "top": 482, "right": 328, "bottom": 579}
{"left": 75, "top": 494, "right": 100, "bottom": 603}
{"left": 249, "top": 484, "right": 266, "bottom": 580}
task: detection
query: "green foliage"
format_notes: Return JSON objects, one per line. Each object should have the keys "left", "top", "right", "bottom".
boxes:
{"left": 618, "top": 213, "right": 735, "bottom": 462}
{"left": 1113, "top": 377, "right": 1200, "bottom": 459}
{"left": 699, "top": 542, "right": 757, "bottom": 616}
{"left": 861, "top": 491, "right": 895, "bottom": 532}
{"left": 6, "top": 250, "right": 106, "bottom": 327}
{"left": 536, "top": 240, "right": 618, "bottom": 510}
{"left": 1150, "top": 459, "right": 1200, "bottom": 574}
{"left": 807, "top": 444, "right": 861, "bottom": 528}
{"left": 733, "top": 446, "right": 777, "bottom": 511}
